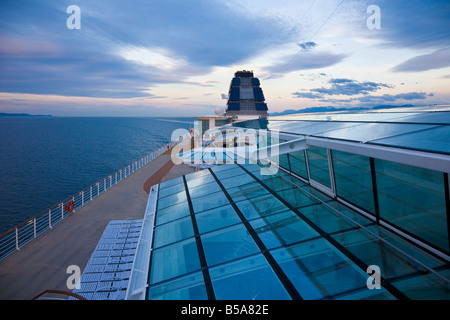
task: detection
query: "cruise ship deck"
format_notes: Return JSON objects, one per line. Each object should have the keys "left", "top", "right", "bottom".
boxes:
{"left": 0, "top": 151, "right": 195, "bottom": 300}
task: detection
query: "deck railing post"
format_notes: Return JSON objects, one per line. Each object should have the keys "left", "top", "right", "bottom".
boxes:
{"left": 33, "top": 218, "right": 36, "bottom": 238}
{"left": 49, "top": 209, "right": 52, "bottom": 229}
{"left": 15, "top": 228, "right": 19, "bottom": 251}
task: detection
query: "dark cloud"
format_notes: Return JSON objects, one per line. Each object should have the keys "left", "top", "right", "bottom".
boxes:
{"left": 392, "top": 47, "right": 450, "bottom": 72}
{"left": 297, "top": 41, "right": 317, "bottom": 52}
{"left": 291, "top": 91, "right": 323, "bottom": 99}
{"left": 0, "top": 0, "right": 292, "bottom": 98}
{"left": 304, "top": 78, "right": 392, "bottom": 97}
{"left": 292, "top": 78, "right": 430, "bottom": 105}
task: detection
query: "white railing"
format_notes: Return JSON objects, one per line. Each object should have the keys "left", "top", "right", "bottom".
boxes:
{"left": 0, "top": 140, "right": 178, "bottom": 261}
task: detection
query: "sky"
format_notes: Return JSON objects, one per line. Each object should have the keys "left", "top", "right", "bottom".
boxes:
{"left": 0, "top": 0, "right": 449, "bottom": 116}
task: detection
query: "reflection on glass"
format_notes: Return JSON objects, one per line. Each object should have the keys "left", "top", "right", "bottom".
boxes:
{"left": 235, "top": 194, "right": 287, "bottom": 221}
{"left": 307, "top": 147, "right": 331, "bottom": 189}
{"left": 375, "top": 159, "right": 448, "bottom": 252}
{"left": 191, "top": 190, "right": 229, "bottom": 214}
{"left": 289, "top": 150, "right": 308, "bottom": 179}
{"left": 249, "top": 210, "right": 319, "bottom": 249}
{"left": 157, "top": 190, "right": 187, "bottom": 210}
{"left": 195, "top": 204, "right": 241, "bottom": 234}
{"left": 332, "top": 150, "right": 375, "bottom": 214}
{"left": 150, "top": 238, "right": 201, "bottom": 284}
{"left": 201, "top": 224, "right": 260, "bottom": 267}
{"left": 271, "top": 238, "right": 368, "bottom": 299}
{"left": 156, "top": 201, "right": 190, "bottom": 226}
{"left": 153, "top": 216, "right": 194, "bottom": 248}
{"left": 209, "top": 254, "right": 291, "bottom": 300}
{"left": 148, "top": 271, "right": 208, "bottom": 300}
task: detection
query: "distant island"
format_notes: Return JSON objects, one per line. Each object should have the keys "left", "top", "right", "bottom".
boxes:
{"left": 269, "top": 104, "right": 415, "bottom": 116}
{"left": 0, "top": 113, "right": 52, "bottom": 117}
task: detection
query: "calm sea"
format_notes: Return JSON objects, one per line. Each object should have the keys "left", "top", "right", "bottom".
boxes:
{"left": 0, "top": 116, "right": 195, "bottom": 233}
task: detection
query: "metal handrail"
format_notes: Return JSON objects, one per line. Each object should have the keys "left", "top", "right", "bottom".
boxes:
{"left": 0, "top": 141, "right": 178, "bottom": 261}
{"left": 32, "top": 289, "right": 87, "bottom": 300}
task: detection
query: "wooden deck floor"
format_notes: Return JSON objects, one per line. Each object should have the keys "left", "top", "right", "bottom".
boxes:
{"left": 0, "top": 154, "right": 196, "bottom": 300}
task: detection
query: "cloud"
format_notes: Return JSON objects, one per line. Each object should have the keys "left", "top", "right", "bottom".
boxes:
{"left": 359, "top": 0, "right": 450, "bottom": 50}
{"left": 297, "top": 41, "right": 317, "bottom": 52}
{"left": 357, "top": 92, "right": 428, "bottom": 102}
{"left": 291, "top": 91, "right": 323, "bottom": 99}
{"left": 295, "top": 78, "right": 393, "bottom": 98}
{"left": 0, "top": 0, "right": 292, "bottom": 98}
{"left": 291, "top": 78, "right": 431, "bottom": 106}
{"left": 392, "top": 47, "right": 450, "bottom": 72}
{"left": 265, "top": 51, "right": 348, "bottom": 75}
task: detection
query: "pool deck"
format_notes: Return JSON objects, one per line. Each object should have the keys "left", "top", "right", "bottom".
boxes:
{"left": 0, "top": 152, "right": 196, "bottom": 300}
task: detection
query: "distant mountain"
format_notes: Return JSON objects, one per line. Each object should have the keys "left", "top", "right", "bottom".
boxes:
{"left": 0, "top": 113, "right": 52, "bottom": 117}
{"left": 269, "top": 104, "right": 414, "bottom": 116}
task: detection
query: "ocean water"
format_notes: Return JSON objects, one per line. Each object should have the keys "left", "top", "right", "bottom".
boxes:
{"left": 0, "top": 116, "right": 195, "bottom": 234}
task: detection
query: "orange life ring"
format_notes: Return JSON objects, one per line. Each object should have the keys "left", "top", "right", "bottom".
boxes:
{"left": 65, "top": 200, "right": 75, "bottom": 213}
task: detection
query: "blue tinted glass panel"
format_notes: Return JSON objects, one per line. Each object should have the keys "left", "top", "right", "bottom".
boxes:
{"left": 307, "top": 147, "right": 331, "bottom": 188}
{"left": 190, "top": 191, "right": 229, "bottom": 214}
{"left": 158, "top": 182, "right": 186, "bottom": 198}
{"left": 257, "top": 176, "right": 292, "bottom": 193}
{"left": 333, "top": 287, "right": 396, "bottom": 300}
{"left": 148, "top": 271, "right": 208, "bottom": 300}
{"left": 332, "top": 150, "right": 375, "bottom": 213}
{"left": 298, "top": 203, "right": 356, "bottom": 234}
{"left": 249, "top": 210, "right": 319, "bottom": 249}
{"left": 235, "top": 194, "right": 288, "bottom": 221}
{"left": 289, "top": 150, "right": 308, "bottom": 179}
{"left": 156, "top": 201, "right": 190, "bottom": 226}
{"left": 150, "top": 238, "right": 201, "bottom": 284}
{"left": 371, "top": 126, "right": 450, "bottom": 154}
{"left": 226, "top": 182, "right": 270, "bottom": 202}
{"left": 153, "top": 216, "right": 194, "bottom": 248}
{"left": 195, "top": 204, "right": 241, "bottom": 234}
{"left": 186, "top": 174, "right": 216, "bottom": 188}
{"left": 391, "top": 269, "right": 450, "bottom": 300}
{"left": 201, "top": 224, "right": 260, "bottom": 267}
{"left": 276, "top": 187, "right": 320, "bottom": 209}
{"left": 320, "top": 123, "right": 437, "bottom": 143}
{"left": 331, "top": 226, "right": 431, "bottom": 279}
{"left": 157, "top": 191, "right": 187, "bottom": 210}
{"left": 374, "top": 159, "right": 448, "bottom": 252}
{"left": 214, "top": 167, "right": 245, "bottom": 179}
{"left": 188, "top": 181, "right": 222, "bottom": 199}
{"left": 159, "top": 176, "right": 184, "bottom": 188}
{"left": 209, "top": 254, "right": 291, "bottom": 300}
{"left": 271, "top": 238, "right": 369, "bottom": 299}
{"left": 220, "top": 173, "right": 256, "bottom": 189}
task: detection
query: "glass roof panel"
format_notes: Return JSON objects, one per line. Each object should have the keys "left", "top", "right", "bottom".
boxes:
{"left": 195, "top": 204, "right": 241, "bottom": 234}
{"left": 157, "top": 190, "right": 187, "bottom": 210}
{"left": 200, "top": 223, "right": 260, "bottom": 267}
{"left": 249, "top": 210, "right": 320, "bottom": 249}
{"left": 271, "top": 238, "right": 369, "bottom": 299}
{"left": 318, "top": 122, "right": 438, "bottom": 143}
{"left": 150, "top": 237, "right": 201, "bottom": 284}
{"left": 148, "top": 270, "right": 208, "bottom": 300}
{"left": 153, "top": 216, "right": 195, "bottom": 248}
{"left": 370, "top": 125, "right": 450, "bottom": 154}
{"left": 390, "top": 112, "right": 450, "bottom": 124}
{"left": 188, "top": 181, "right": 222, "bottom": 199}
{"left": 155, "top": 201, "right": 191, "bottom": 226}
{"left": 234, "top": 193, "right": 288, "bottom": 221}
{"left": 209, "top": 254, "right": 291, "bottom": 300}
{"left": 190, "top": 190, "right": 229, "bottom": 214}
